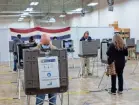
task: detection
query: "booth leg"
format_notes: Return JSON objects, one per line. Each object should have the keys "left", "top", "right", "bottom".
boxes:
{"left": 78, "top": 58, "right": 83, "bottom": 77}
{"left": 98, "top": 65, "right": 107, "bottom": 88}
{"left": 131, "top": 61, "right": 139, "bottom": 74}
{"left": 26, "top": 95, "right": 31, "bottom": 105}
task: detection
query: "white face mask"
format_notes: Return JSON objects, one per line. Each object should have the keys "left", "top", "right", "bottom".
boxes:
{"left": 41, "top": 44, "right": 50, "bottom": 49}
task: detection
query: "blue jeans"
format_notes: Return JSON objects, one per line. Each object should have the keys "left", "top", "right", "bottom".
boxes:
{"left": 36, "top": 94, "right": 56, "bottom": 105}
{"left": 13, "top": 60, "right": 17, "bottom": 71}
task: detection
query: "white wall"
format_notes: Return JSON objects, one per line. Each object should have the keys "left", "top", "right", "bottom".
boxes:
{"left": 69, "top": 0, "right": 139, "bottom": 40}
{"left": 0, "top": 19, "right": 30, "bottom": 28}
{"left": 0, "top": 19, "right": 30, "bottom": 62}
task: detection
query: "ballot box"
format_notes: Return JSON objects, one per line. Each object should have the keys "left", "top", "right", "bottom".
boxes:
{"left": 23, "top": 49, "right": 68, "bottom": 95}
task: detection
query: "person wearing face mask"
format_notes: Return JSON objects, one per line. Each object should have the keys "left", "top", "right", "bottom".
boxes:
{"left": 80, "top": 31, "right": 92, "bottom": 77}
{"left": 36, "top": 34, "right": 57, "bottom": 105}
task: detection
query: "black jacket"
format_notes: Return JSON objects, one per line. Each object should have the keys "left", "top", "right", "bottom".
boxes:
{"left": 106, "top": 43, "right": 128, "bottom": 68}
{"left": 80, "top": 36, "right": 92, "bottom": 41}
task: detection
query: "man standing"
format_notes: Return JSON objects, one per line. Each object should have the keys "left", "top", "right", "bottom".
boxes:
{"left": 36, "top": 34, "right": 57, "bottom": 105}
{"left": 80, "top": 31, "right": 92, "bottom": 77}
{"left": 13, "top": 34, "right": 23, "bottom": 71}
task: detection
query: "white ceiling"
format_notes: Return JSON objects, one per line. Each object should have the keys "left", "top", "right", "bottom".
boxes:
{"left": 0, "top": 0, "right": 95, "bottom": 18}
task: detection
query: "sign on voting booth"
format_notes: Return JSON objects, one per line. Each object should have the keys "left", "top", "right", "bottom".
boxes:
{"left": 23, "top": 49, "right": 68, "bottom": 95}
{"left": 38, "top": 56, "right": 60, "bottom": 89}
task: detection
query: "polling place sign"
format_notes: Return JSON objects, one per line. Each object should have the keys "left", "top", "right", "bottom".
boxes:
{"left": 38, "top": 56, "right": 60, "bottom": 89}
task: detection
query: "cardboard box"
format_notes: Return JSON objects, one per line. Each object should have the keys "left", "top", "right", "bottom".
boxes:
{"left": 114, "top": 21, "right": 118, "bottom": 24}
{"left": 122, "top": 28, "right": 130, "bottom": 32}
{"left": 114, "top": 28, "right": 121, "bottom": 32}
{"left": 109, "top": 24, "right": 118, "bottom": 28}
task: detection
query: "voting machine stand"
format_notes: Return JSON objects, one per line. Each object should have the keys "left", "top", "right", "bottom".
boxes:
{"left": 9, "top": 41, "right": 14, "bottom": 69}
{"left": 78, "top": 41, "right": 98, "bottom": 78}
{"left": 68, "top": 50, "right": 75, "bottom": 69}
{"left": 131, "top": 40, "right": 139, "bottom": 74}
{"left": 98, "top": 41, "right": 128, "bottom": 91}
{"left": 15, "top": 43, "right": 38, "bottom": 100}
{"left": 22, "top": 49, "right": 69, "bottom": 105}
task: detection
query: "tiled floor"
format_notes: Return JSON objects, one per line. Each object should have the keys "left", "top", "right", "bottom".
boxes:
{"left": 0, "top": 59, "right": 139, "bottom": 105}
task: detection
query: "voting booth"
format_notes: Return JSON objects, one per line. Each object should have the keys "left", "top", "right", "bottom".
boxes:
{"left": 23, "top": 49, "right": 68, "bottom": 95}
{"left": 17, "top": 43, "right": 37, "bottom": 68}
{"left": 101, "top": 39, "right": 112, "bottom": 64}
{"left": 63, "top": 40, "right": 74, "bottom": 52}
{"left": 9, "top": 41, "right": 14, "bottom": 52}
{"left": 52, "top": 40, "right": 63, "bottom": 49}
{"left": 126, "top": 38, "right": 135, "bottom": 47}
{"left": 79, "top": 41, "right": 98, "bottom": 57}
{"left": 96, "top": 39, "right": 101, "bottom": 49}
{"left": 136, "top": 40, "right": 139, "bottom": 54}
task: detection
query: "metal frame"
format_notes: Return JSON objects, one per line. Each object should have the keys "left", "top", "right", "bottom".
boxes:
{"left": 98, "top": 63, "right": 129, "bottom": 91}
{"left": 68, "top": 52, "right": 75, "bottom": 69}
{"left": 78, "top": 56, "right": 99, "bottom": 78}
{"left": 131, "top": 60, "right": 139, "bottom": 74}
{"left": 16, "top": 64, "right": 70, "bottom": 105}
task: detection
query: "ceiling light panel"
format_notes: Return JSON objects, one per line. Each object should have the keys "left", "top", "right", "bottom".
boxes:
{"left": 59, "top": 15, "right": 66, "bottom": 18}
{"left": 21, "top": 15, "right": 26, "bottom": 17}
{"left": 87, "top": 2, "right": 98, "bottom": 6}
{"left": 22, "top": 12, "right": 29, "bottom": 16}
{"left": 30, "top": 2, "right": 39, "bottom": 6}
{"left": 25, "top": 8, "right": 33, "bottom": 12}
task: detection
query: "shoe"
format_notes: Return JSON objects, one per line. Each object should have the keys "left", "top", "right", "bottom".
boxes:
{"left": 108, "top": 91, "right": 116, "bottom": 95}
{"left": 118, "top": 91, "right": 123, "bottom": 94}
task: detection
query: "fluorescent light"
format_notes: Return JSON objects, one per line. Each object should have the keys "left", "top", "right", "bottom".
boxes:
{"left": 18, "top": 17, "right": 24, "bottom": 21}
{"left": 34, "top": 2, "right": 39, "bottom": 5}
{"left": 72, "top": 8, "right": 83, "bottom": 12}
{"left": 19, "top": 17, "right": 24, "bottom": 20}
{"left": 87, "top": 2, "right": 98, "bottom": 6}
{"left": 59, "top": 14, "right": 66, "bottom": 18}
{"left": 22, "top": 12, "right": 29, "bottom": 16}
{"left": 18, "top": 19, "right": 22, "bottom": 22}
{"left": 21, "top": 15, "right": 26, "bottom": 18}
{"left": 67, "top": 11, "right": 88, "bottom": 14}
{"left": 25, "top": 8, "right": 33, "bottom": 12}
{"left": 67, "top": 12, "right": 73, "bottom": 14}
{"left": 30, "top": 2, "right": 39, "bottom": 6}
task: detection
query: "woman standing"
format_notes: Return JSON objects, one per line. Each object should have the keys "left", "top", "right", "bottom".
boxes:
{"left": 107, "top": 34, "right": 128, "bottom": 95}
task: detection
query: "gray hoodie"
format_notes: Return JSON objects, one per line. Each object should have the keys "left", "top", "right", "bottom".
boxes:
{"left": 13, "top": 38, "right": 23, "bottom": 53}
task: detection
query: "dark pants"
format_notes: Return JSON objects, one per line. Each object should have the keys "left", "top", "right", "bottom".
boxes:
{"left": 36, "top": 94, "right": 56, "bottom": 105}
{"left": 13, "top": 59, "right": 17, "bottom": 71}
{"left": 111, "top": 66, "right": 124, "bottom": 93}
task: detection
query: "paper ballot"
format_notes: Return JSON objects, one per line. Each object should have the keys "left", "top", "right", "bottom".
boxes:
{"left": 38, "top": 56, "right": 60, "bottom": 89}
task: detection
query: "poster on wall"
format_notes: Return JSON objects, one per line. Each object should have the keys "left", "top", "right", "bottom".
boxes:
{"left": 38, "top": 56, "right": 60, "bottom": 89}
{"left": 9, "top": 27, "right": 71, "bottom": 43}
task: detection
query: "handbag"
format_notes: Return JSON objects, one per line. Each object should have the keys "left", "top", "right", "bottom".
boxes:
{"left": 106, "top": 62, "right": 116, "bottom": 76}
